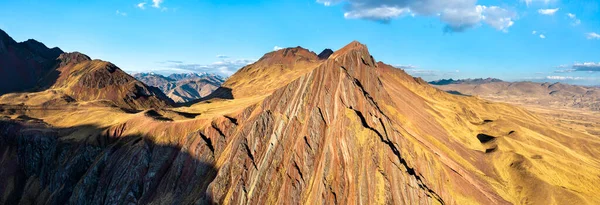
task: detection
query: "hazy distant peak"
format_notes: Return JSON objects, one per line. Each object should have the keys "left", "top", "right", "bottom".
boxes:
{"left": 429, "top": 78, "right": 504, "bottom": 85}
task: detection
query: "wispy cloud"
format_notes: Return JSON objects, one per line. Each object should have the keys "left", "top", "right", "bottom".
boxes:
{"left": 554, "top": 62, "right": 600, "bottom": 73}
{"left": 116, "top": 10, "right": 127, "bottom": 16}
{"left": 137, "top": 1, "right": 166, "bottom": 10}
{"left": 273, "top": 46, "right": 284, "bottom": 51}
{"left": 567, "top": 13, "right": 581, "bottom": 25}
{"left": 137, "top": 2, "right": 146, "bottom": 9}
{"left": 158, "top": 58, "right": 256, "bottom": 76}
{"left": 532, "top": 30, "right": 537, "bottom": 34}
{"left": 393, "top": 65, "right": 460, "bottom": 79}
{"left": 216, "top": 55, "right": 229, "bottom": 59}
{"left": 161, "top": 60, "right": 183, "bottom": 64}
{"left": 545, "top": 76, "right": 598, "bottom": 80}
{"left": 152, "top": 0, "right": 164, "bottom": 8}
{"left": 317, "top": 0, "right": 517, "bottom": 32}
{"left": 523, "top": 0, "right": 555, "bottom": 7}
{"left": 538, "top": 8, "right": 559, "bottom": 15}
{"left": 586, "top": 32, "right": 600, "bottom": 40}
{"left": 394, "top": 64, "right": 417, "bottom": 70}
{"left": 573, "top": 62, "right": 600, "bottom": 72}
{"left": 539, "top": 34, "right": 546, "bottom": 39}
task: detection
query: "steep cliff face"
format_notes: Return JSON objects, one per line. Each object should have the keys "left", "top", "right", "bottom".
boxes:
{"left": 1, "top": 41, "right": 600, "bottom": 205}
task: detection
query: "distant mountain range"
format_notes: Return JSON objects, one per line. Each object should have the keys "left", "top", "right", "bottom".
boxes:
{"left": 432, "top": 78, "right": 600, "bottom": 111}
{"left": 133, "top": 72, "right": 225, "bottom": 103}
{"left": 429, "top": 78, "right": 504, "bottom": 85}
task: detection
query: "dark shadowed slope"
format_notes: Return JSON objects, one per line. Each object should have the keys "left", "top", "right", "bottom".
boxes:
{"left": 0, "top": 29, "right": 63, "bottom": 94}
{"left": 0, "top": 118, "right": 218, "bottom": 204}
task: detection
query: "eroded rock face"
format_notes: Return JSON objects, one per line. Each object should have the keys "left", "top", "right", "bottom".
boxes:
{"left": 0, "top": 120, "right": 218, "bottom": 205}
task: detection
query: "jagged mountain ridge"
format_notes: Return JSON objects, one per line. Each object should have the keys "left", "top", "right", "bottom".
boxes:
{"left": 133, "top": 72, "right": 225, "bottom": 103}
{"left": 0, "top": 29, "right": 172, "bottom": 110}
{"left": 0, "top": 40, "right": 599, "bottom": 205}
{"left": 0, "top": 29, "right": 63, "bottom": 94}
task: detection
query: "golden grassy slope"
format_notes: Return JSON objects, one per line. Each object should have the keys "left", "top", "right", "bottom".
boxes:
{"left": 222, "top": 47, "right": 323, "bottom": 98}
{"left": 377, "top": 64, "right": 600, "bottom": 204}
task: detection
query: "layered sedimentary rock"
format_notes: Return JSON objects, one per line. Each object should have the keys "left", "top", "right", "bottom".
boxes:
{"left": 1, "top": 40, "right": 600, "bottom": 205}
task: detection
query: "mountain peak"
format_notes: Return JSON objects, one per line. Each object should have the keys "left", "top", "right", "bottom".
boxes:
{"left": 318, "top": 48, "right": 334, "bottom": 60}
{"left": 258, "top": 46, "right": 318, "bottom": 62}
{"left": 0, "top": 29, "right": 16, "bottom": 52}
{"left": 335, "top": 41, "right": 368, "bottom": 54}
{"left": 330, "top": 41, "right": 376, "bottom": 66}
{"left": 58, "top": 52, "right": 91, "bottom": 65}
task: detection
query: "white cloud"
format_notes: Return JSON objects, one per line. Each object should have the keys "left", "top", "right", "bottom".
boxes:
{"left": 523, "top": 0, "right": 554, "bottom": 6}
{"left": 566, "top": 13, "right": 581, "bottom": 25}
{"left": 162, "top": 58, "right": 256, "bottom": 76}
{"left": 317, "top": 0, "right": 517, "bottom": 32}
{"left": 152, "top": 0, "right": 163, "bottom": 8}
{"left": 482, "top": 6, "right": 516, "bottom": 32}
{"left": 554, "top": 62, "right": 600, "bottom": 73}
{"left": 545, "top": 76, "right": 598, "bottom": 81}
{"left": 538, "top": 8, "right": 559, "bottom": 15}
{"left": 573, "top": 62, "right": 600, "bottom": 71}
{"left": 532, "top": 30, "right": 537, "bottom": 34}
{"left": 344, "top": 6, "right": 411, "bottom": 21}
{"left": 273, "top": 46, "right": 284, "bottom": 51}
{"left": 137, "top": 2, "right": 146, "bottom": 9}
{"left": 586, "top": 32, "right": 600, "bottom": 40}
{"left": 539, "top": 34, "right": 546, "bottom": 39}
{"left": 216, "top": 55, "right": 229, "bottom": 59}
{"left": 394, "top": 64, "right": 417, "bottom": 69}
{"left": 116, "top": 10, "right": 127, "bottom": 16}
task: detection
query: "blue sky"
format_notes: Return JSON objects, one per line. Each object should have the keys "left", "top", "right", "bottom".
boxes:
{"left": 1, "top": 0, "right": 599, "bottom": 85}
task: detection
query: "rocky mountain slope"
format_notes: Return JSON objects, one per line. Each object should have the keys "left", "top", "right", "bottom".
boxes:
{"left": 432, "top": 79, "right": 600, "bottom": 111}
{"left": 134, "top": 72, "right": 224, "bottom": 103}
{"left": 1, "top": 39, "right": 599, "bottom": 205}
{"left": 0, "top": 29, "right": 63, "bottom": 94}
{"left": 0, "top": 29, "right": 172, "bottom": 110}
